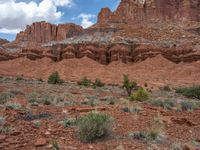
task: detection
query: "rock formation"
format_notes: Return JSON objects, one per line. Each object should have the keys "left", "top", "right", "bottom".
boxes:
{"left": 97, "top": 0, "right": 200, "bottom": 25}
{"left": 0, "top": 0, "right": 200, "bottom": 64}
{"left": 15, "top": 21, "right": 83, "bottom": 44}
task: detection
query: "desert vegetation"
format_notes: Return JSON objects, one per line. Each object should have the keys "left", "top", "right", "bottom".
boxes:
{"left": 0, "top": 76, "right": 200, "bottom": 149}
{"left": 48, "top": 71, "right": 64, "bottom": 84}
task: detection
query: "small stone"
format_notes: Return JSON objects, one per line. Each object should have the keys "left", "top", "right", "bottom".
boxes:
{"left": 65, "top": 146, "right": 77, "bottom": 150}
{"left": 46, "top": 144, "right": 53, "bottom": 148}
{"left": 116, "top": 144, "right": 125, "bottom": 150}
{"left": 45, "top": 131, "right": 50, "bottom": 135}
{"left": 35, "top": 138, "right": 47, "bottom": 147}
{"left": 88, "top": 145, "right": 94, "bottom": 149}
{"left": 31, "top": 102, "right": 39, "bottom": 106}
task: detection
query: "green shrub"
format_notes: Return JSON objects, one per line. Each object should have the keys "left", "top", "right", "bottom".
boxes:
{"left": 122, "top": 107, "right": 130, "bottom": 112}
{"left": 169, "top": 143, "right": 182, "bottom": 150}
{"left": 6, "top": 103, "right": 21, "bottom": 110}
{"left": 129, "top": 129, "right": 160, "bottom": 142}
{"left": 93, "top": 79, "right": 105, "bottom": 88}
{"left": 33, "top": 120, "right": 41, "bottom": 128}
{"left": 83, "top": 99, "right": 98, "bottom": 107}
{"left": 48, "top": 71, "right": 63, "bottom": 84}
{"left": 60, "top": 118, "right": 76, "bottom": 128}
{"left": 129, "top": 131, "right": 148, "bottom": 140}
{"left": 131, "top": 105, "right": 143, "bottom": 113}
{"left": 122, "top": 75, "right": 137, "bottom": 96}
{"left": 122, "top": 105, "right": 143, "bottom": 113}
{"left": 77, "top": 112, "right": 112, "bottom": 142}
{"left": 26, "top": 93, "right": 38, "bottom": 104}
{"left": 161, "top": 85, "right": 171, "bottom": 91}
{"left": 0, "top": 116, "right": 5, "bottom": 126}
{"left": 150, "top": 99, "right": 175, "bottom": 110}
{"left": 130, "top": 88, "right": 149, "bottom": 101}
{"left": 77, "top": 77, "right": 92, "bottom": 87}
{"left": 109, "top": 99, "right": 115, "bottom": 105}
{"left": 176, "top": 86, "right": 200, "bottom": 100}
{"left": 52, "top": 140, "right": 60, "bottom": 150}
{"left": 180, "top": 101, "right": 197, "bottom": 111}
{"left": 0, "top": 126, "right": 13, "bottom": 134}
{"left": 8, "top": 89, "right": 24, "bottom": 96}
{"left": 0, "top": 92, "right": 15, "bottom": 104}
{"left": 42, "top": 96, "right": 53, "bottom": 105}
{"left": 150, "top": 99, "right": 163, "bottom": 107}
{"left": 16, "top": 76, "right": 24, "bottom": 81}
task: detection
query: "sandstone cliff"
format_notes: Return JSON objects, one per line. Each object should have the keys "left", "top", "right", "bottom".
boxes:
{"left": 97, "top": 0, "right": 200, "bottom": 25}
{"left": 15, "top": 21, "right": 83, "bottom": 43}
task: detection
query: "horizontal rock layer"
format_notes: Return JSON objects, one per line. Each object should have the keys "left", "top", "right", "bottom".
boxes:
{"left": 1, "top": 41, "right": 200, "bottom": 64}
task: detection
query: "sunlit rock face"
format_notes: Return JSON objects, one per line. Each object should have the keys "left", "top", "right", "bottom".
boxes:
{"left": 97, "top": 0, "right": 200, "bottom": 24}
{"left": 15, "top": 22, "right": 83, "bottom": 44}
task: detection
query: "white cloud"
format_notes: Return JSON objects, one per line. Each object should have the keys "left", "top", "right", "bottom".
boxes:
{"left": 52, "top": 0, "right": 73, "bottom": 7}
{"left": 78, "top": 13, "right": 95, "bottom": 29}
{"left": 0, "top": 0, "right": 73, "bottom": 34}
{"left": 0, "top": 28, "right": 21, "bottom": 34}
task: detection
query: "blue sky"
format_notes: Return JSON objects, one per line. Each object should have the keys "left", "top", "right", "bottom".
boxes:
{"left": 0, "top": 0, "right": 120, "bottom": 41}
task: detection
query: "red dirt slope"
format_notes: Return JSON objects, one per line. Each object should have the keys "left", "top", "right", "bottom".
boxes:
{"left": 0, "top": 55, "right": 200, "bottom": 87}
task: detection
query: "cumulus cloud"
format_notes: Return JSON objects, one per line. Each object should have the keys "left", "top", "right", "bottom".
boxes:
{"left": 52, "top": 0, "right": 73, "bottom": 7}
{"left": 78, "top": 13, "right": 96, "bottom": 29}
{"left": 0, "top": 0, "right": 73, "bottom": 34}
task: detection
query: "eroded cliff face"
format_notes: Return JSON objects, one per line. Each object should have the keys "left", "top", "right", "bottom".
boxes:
{"left": 97, "top": 0, "right": 200, "bottom": 25}
{"left": 15, "top": 21, "right": 83, "bottom": 43}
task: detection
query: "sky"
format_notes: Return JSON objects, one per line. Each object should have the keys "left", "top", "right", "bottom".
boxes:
{"left": 0, "top": 0, "right": 120, "bottom": 41}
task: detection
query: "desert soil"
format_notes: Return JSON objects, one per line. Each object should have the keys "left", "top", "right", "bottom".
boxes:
{"left": 0, "top": 77, "right": 200, "bottom": 150}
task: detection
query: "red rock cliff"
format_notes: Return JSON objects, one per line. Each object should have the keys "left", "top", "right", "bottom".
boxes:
{"left": 15, "top": 21, "right": 83, "bottom": 43}
{"left": 97, "top": 0, "right": 200, "bottom": 24}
